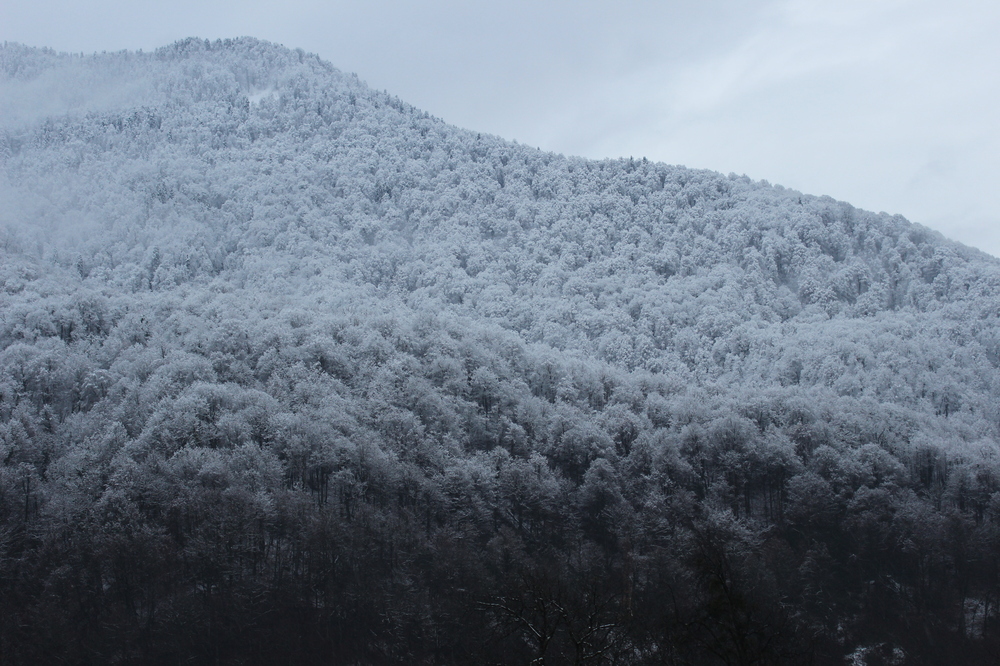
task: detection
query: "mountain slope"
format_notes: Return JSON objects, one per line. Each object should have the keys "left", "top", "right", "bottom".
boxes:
{"left": 1, "top": 38, "right": 999, "bottom": 664}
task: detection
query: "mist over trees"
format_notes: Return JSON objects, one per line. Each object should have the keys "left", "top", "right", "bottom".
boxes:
{"left": 1, "top": 37, "right": 999, "bottom": 664}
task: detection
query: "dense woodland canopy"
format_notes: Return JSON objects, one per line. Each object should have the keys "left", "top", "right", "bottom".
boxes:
{"left": 1, "top": 38, "right": 1000, "bottom": 665}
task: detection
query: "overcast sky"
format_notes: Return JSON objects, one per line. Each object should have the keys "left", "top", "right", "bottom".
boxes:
{"left": 3, "top": 0, "right": 999, "bottom": 257}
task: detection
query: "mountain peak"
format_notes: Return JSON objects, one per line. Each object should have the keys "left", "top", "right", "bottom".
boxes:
{"left": 1, "top": 37, "right": 999, "bottom": 664}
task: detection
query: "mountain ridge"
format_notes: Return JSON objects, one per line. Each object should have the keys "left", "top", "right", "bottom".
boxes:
{"left": 1, "top": 37, "right": 999, "bottom": 665}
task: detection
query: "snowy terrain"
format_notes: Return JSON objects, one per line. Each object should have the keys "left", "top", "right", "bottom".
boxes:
{"left": 1, "top": 38, "right": 998, "bottom": 664}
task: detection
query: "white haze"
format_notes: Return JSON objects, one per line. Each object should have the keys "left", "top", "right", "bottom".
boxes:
{"left": 1, "top": 0, "right": 998, "bottom": 257}
{"left": 0, "top": 61, "right": 157, "bottom": 128}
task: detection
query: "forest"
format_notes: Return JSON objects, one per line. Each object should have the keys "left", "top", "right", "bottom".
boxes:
{"left": 1, "top": 37, "right": 1000, "bottom": 664}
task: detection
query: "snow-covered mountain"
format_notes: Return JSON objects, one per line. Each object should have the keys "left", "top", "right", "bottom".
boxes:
{"left": 1, "top": 38, "right": 998, "bottom": 664}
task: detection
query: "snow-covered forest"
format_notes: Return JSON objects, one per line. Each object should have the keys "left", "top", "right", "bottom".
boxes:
{"left": 2, "top": 38, "right": 1000, "bottom": 664}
